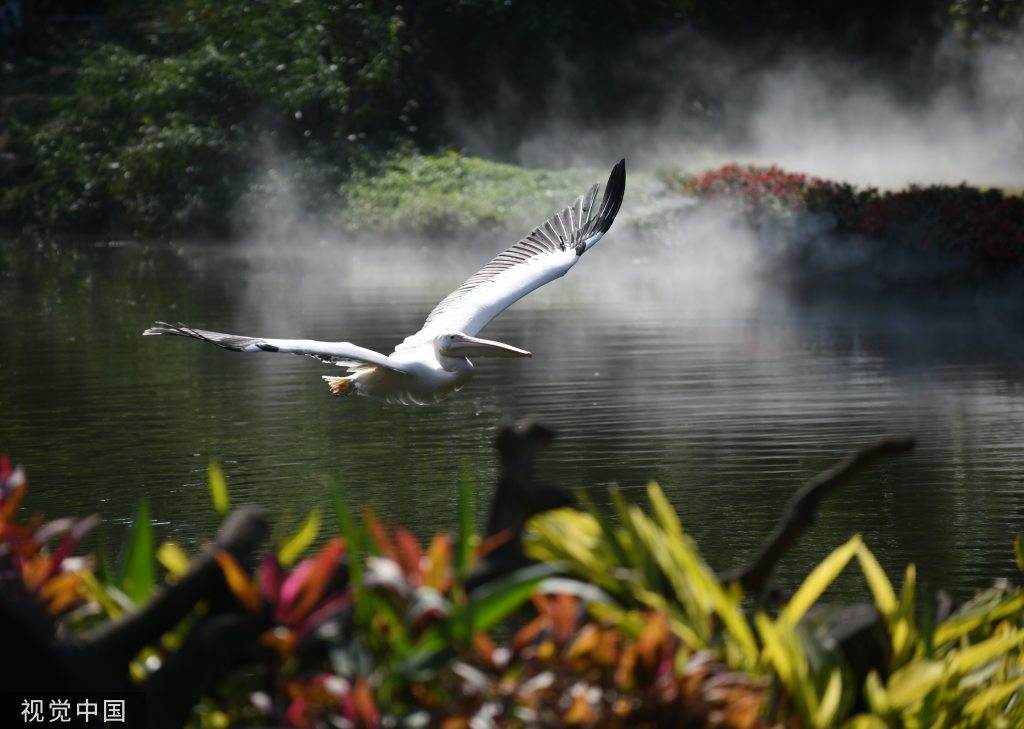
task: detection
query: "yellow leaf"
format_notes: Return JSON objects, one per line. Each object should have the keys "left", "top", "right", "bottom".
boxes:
{"left": 755, "top": 613, "right": 794, "bottom": 687}
{"left": 950, "top": 627, "right": 1024, "bottom": 675}
{"left": 814, "top": 668, "right": 843, "bottom": 729}
{"left": 79, "top": 569, "right": 122, "bottom": 619}
{"left": 896, "top": 563, "right": 917, "bottom": 629}
{"left": 863, "top": 671, "right": 892, "bottom": 717}
{"left": 646, "top": 481, "right": 684, "bottom": 539}
{"left": 780, "top": 535, "right": 861, "bottom": 627}
{"left": 157, "top": 541, "right": 190, "bottom": 578}
{"left": 841, "top": 715, "right": 891, "bottom": 729}
{"left": 891, "top": 619, "right": 911, "bottom": 662}
{"left": 962, "top": 675, "right": 1024, "bottom": 717}
{"left": 856, "top": 543, "right": 896, "bottom": 618}
{"left": 278, "top": 509, "right": 321, "bottom": 567}
{"left": 208, "top": 461, "right": 229, "bottom": 517}
{"left": 563, "top": 693, "right": 596, "bottom": 725}
{"left": 886, "top": 660, "right": 945, "bottom": 709}
{"left": 934, "top": 592, "right": 1024, "bottom": 646}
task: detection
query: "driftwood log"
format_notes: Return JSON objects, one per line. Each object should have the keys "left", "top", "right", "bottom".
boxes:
{"left": 0, "top": 506, "right": 270, "bottom": 729}
{"left": 722, "top": 436, "right": 916, "bottom": 594}
{"left": 466, "top": 417, "right": 575, "bottom": 592}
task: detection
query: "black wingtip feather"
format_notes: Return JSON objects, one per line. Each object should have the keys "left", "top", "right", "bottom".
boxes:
{"left": 141, "top": 321, "right": 252, "bottom": 352}
{"left": 595, "top": 159, "right": 626, "bottom": 235}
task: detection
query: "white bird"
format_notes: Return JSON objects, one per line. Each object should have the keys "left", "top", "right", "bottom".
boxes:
{"left": 144, "top": 159, "right": 626, "bottom": 405}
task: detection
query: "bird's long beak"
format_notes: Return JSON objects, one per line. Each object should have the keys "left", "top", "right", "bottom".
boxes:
{"left": 446, "top": 334, "right": 532, "bottom": 358}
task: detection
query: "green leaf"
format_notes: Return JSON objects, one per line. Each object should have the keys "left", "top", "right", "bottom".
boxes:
{"left": 610, "top": 487, "right": 658, "bottom": 585}
{"left": 119, "top": 498, "right": 154, "bottom": 604}
{"left": 1015, "top": 534, "right": 1024, "bottom": 573}
{"left": 278, "top": 508, "right": 321, "bottom": 567}
{"left": 780, "top": 535, "right": 861, "bottom": 627}
{"left": 455, "top": 461, "right": 475, "bottom": 582}
{"left": 454, "top": 562, "right": 555, "bottom": 640}
{"left": 333, "top": 485, "right": 363, "bottom": 588}
{"left": 207, "top": 461, "right": 229, "bottom": 517}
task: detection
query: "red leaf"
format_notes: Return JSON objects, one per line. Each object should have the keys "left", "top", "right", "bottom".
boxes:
{"left": 363, "top": 509, "right": 396, "bottom": 561}
{"left": 393, "top": 527, "right": 423, "bottom": 583}
{"left": 284, "top": 538, "right": 345, "bottom": 625}
{"left": 352, "top": 679, "right": 380, "bottom": 728}
{"left": 260, "top": 553, "right": 284, "bottom": 602}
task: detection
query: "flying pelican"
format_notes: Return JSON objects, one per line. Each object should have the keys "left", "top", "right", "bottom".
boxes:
{"left": 144, "top": 159, "right": 626, "bottom": 405}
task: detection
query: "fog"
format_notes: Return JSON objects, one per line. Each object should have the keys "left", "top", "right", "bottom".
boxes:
{"left": 447, "top": 30, "right": 1024, "bottom": 190}
{"left": 227, "top": 25, "right": 1023, "bottom": 359}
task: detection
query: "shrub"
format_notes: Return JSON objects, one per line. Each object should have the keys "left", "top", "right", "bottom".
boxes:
{"left": 14, "top": 1, "right": 414, "bottom": 238}
{"left": 668, "top": 163, "right": 1024, "bottom": 275}
{"left": 340, "top": 152, "right": 601, "bottom": 237}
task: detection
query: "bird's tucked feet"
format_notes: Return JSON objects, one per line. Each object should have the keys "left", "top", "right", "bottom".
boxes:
{"left": 322, "top": 376, "right": 354, "bottom": 396}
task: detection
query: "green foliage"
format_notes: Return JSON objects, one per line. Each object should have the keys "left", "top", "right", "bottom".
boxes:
{"left": 12, "top": 0, "right": 414, "bottom": 238}
{"left": 949, "top": 0, "right": 1024, "bottom": 43}
{"left": 527, "top": 483, "right": 760, "bottom": 668}
{"left": 455, "top": 460, "right": 475, "bottom": 582}
{"left": 118, "top": 498, "right": 155, "bottom": 604}
{"left": 5, "top": 452, "right": 1024, "bottom": 727}
{"left": 525, "top": 483, "right": 1024, "bottom": 729}
{"left": 340, "top": 152, "right": 601, "bottom": 236}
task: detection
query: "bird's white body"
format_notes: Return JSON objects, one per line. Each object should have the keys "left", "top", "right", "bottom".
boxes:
{"left": 144, "top": 160, "right": 626, "bottom": 405}
{"left": 343, "top": 340, "right": 478, "bottom": 405}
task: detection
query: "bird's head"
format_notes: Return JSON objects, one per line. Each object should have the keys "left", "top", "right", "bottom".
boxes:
{"left": 436, "top": 332, "right": 533, "bottom": 360}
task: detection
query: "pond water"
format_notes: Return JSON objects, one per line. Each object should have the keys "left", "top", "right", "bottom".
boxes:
{"left": 2, "top": 221, "right": 1023, "bottom": 600}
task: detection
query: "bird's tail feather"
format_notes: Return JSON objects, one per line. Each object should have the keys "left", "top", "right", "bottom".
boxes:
{"left": 322, "top": 376, "right": 354, "bottom": 396}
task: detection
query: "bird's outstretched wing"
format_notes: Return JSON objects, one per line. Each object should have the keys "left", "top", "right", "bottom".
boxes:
{"left": 143, "top": 322, "right": 408, "bottom": 372}
{"left": 394, "top": 159, "right": 626, "bottom": 353}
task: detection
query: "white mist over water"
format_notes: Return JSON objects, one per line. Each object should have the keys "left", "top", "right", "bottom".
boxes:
{"left": 219, "top": 24, "right": 1024, "bottom": 384}
{"left": 449, "top": 30, "right": 1024, "bottom": 190}
{"left": 743, "top": 42, "right": 1024, "bottom": 188}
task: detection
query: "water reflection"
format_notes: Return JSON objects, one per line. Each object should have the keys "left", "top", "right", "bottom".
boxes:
{"left": 1, "top": 233, "right": 1022, "bottom": 599}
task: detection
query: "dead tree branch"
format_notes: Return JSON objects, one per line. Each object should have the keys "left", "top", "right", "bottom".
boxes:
{"left": 723, "top": 436, "right": 915, "bottom": 594}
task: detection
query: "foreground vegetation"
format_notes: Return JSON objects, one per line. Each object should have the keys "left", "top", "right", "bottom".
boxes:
{"left": 4, "top": 432, "right": 1024, "bottom": 728}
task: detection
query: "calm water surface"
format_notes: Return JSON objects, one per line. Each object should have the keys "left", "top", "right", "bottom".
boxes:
{"left": 2, "top": 229, "right": 1023, "bottom": 599}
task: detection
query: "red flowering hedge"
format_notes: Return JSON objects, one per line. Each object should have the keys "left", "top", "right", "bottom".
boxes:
{"left": 666, "top": 164, "right": 1024, "bottom": 272}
